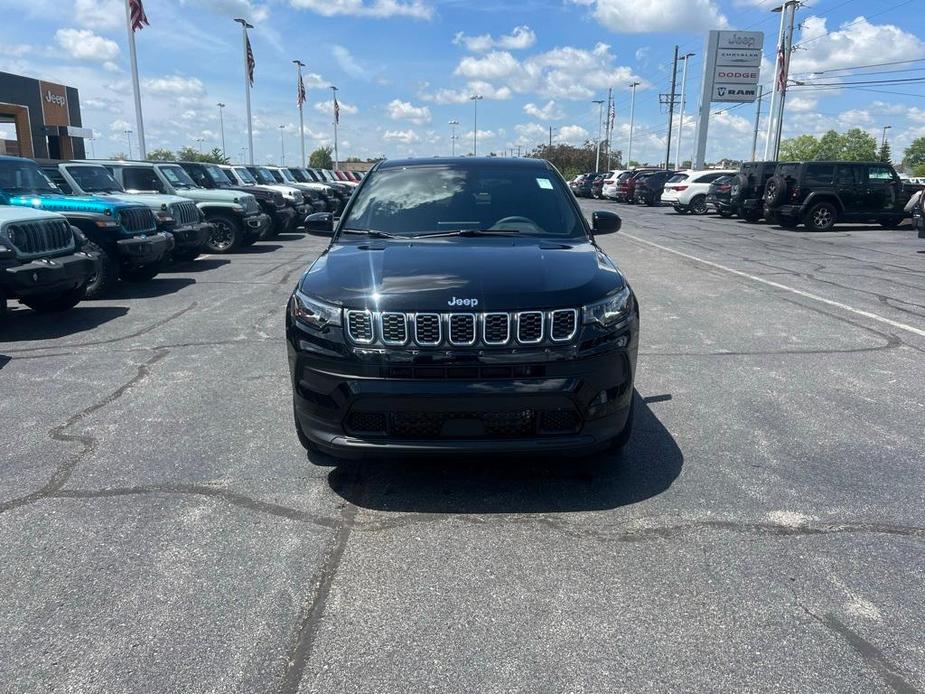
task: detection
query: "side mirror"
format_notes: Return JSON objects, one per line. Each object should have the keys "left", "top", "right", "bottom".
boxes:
{"left": 306, "top": 212, "right": 334, "bottom": 235}
{"left": 592, "top": 210, "right": 621, "bottom": 235}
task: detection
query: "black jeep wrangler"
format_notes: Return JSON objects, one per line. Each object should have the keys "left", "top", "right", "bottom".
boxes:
{"left": 730, "top": 161, "right": 777, "bottom": 222}
{"left": 763, "top": 161, "right": 912, "bottom": 231}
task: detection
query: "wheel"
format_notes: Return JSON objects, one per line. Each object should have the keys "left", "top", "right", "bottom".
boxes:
{"left": 172, "top": 249, "right": 201, "bottom": 262}
{"left": 689, "top": 195, "right": 708, "bottom": 215}
{"left": 83, "top": 241, "right": 119, "bottom": 299}
{"left": 120, "top": 258, "right": 167, "bottom": 282}
{"left": 204, "top": 213, "right": 242, "bottom": 253}
{"left": 645, "top": 197, "right": 656, "bottom": 207}
{"left": 20, "top": 284, "right": 86, "bottom": 313}
{"left": 764, "top": 175, "right": 787, "bottom": 207}
{"left": 806, "top": 202, "right": 837, "bottom": 231}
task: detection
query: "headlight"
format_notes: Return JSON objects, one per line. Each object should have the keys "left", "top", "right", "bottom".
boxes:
{"left": 290, "top": 290, "right": 341, "bottom": 329}
{"left": 582, "top": 285, "right": 633, "bottom": 327}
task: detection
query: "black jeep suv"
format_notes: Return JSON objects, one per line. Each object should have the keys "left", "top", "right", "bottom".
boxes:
{"left": 764, "top": 161, "right": 912, "bottom": 231}
{"left": 287, "top": 157, "right": 638, "bottom": 460}
{"left": 731, "top": 161, "right": 777, "bottom": 222}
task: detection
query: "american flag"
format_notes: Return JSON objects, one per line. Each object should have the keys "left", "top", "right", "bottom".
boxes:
{"left": 334, "top": 96, "right": 340, "bottom": 124}
{"left": 608, "top": 98, "right": 615, "bottom": 130}
{"left": 776, "top": 45, "right": 787, "bottom": 93}
{"left": 128, "top": 0, "right": 149, "bottom": 32}
{"left": 246, "top": 34, "right": 255, "bottom": 86}
{"left": 297, "top": 72, "right": 306, "bottom": 107}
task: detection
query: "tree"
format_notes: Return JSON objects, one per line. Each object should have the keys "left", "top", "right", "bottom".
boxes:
{"left": 779, "top": 134, "right": 821, "bottom": 161}
{"left": 840, "top": 128, "right": 877, "bottom": 161}
{"left": 310, "top": 146, "right": 334, "bottom": 169}
{"left": 779, "top": 128, "right": 877, "bottom": 162}
{"left": 903, "top": 136, "right": 925, "bottom": 171}
{"left": 109, "top": 152, "right": 129, "bottom": 160}
{"left": 525, "top": 141, "right": 598, "bottom": 179}
{"left": 878, "top": 140, "right": 892, "bottom": 164}
{"left": 146, "top": 148, "right": 174, "bottom": 161}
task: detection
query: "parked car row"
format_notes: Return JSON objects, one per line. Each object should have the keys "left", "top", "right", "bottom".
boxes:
{"left": 586, "top": 159, "right": 925, "bottom": 234}
{"left": 0, "top": 154, "right": 360, "bottom": 317}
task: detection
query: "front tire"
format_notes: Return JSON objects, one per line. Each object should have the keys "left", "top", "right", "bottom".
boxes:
{"left": 83, "top": 241, "right": 119, "bottom": 299}
{"left": 204, "top": 213, "right": 242, "bottom": 253}
{"left": 806, "top": 202, "right": 837, "bottom": 231}
{"left": 20, "top": 284, "right": 86, "bottom": 313}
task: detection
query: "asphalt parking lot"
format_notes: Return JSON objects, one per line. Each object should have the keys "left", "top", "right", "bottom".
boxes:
{"left": 1, "top": 205, "right": 924, "bottom": 693}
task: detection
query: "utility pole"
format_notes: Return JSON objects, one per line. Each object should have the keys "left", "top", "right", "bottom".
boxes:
{"left": 750, "top": 85, "right": 765, "bottom": 162}
{"left": 294, "top": 60, "right": 306, "bottom": 167}
{"left": 764, "top": 2, "right": 798, "bottom": 160}
{"left": 675, "top": 53, "right": 694, "bottom": 170}
{"left": 627, "top": 81, "right": 639, "bottom": 166}
{"left": 234, "top": 18, "right": 255, "bottom": 165}
{"left": 217, "top": 102, "right": 226, "bottom": 159}
{"left": 470, "top": 94, "right": 483, "bottom": 155}
{"left": 549, "top": 125, "right": 552, "bottom": 148}
{"left": 195, "top": 137, "right": 204, "bottom": 153}
{"left": 772, "top": 2, "right": 798, "bottom": 160}
{"left": 664, "top": 45, "right": 679, "bottom": 170}
{"left": 449, "top": 119, "right": 459, "bottom": 156}
{"left": 123, "top": 0, "right": 147, "bottom": 159}
{"left": 605, "top": 87, "right": 613, "bottom": 171}
{"left": 592, "top": 99, "right": 605, "bottom": 172}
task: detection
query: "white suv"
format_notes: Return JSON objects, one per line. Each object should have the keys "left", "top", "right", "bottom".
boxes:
{"left": 601, "top": 170, "right": 626, "bottom": 200}
{"left": 660, "top": 169, "right": 736, "bottom": 214}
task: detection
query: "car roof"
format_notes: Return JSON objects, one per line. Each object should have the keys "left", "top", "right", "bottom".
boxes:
{"left": 377, "top": 156, "right": 550, "bottom": 171}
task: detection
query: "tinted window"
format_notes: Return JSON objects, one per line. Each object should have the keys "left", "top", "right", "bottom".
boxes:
{"left": 64, "top": 165, "right": 123, "bottom": 193}
{"left": 184, "top": 165, "right": 210, "bottom": 187}
{"left": 233, "top": 167, "right": 258, "bottom": 184}
{"left": 0, "top": 160, "right": 59, "bottom": 193}
{"left": 202, "top": 164, "right": 231, "bottom": 186}
{"left": 42, "top": 168, "right": 73, "bottom": 194}
{"left": 778, "top": 164, "right": 800, "bottom": 179}
{"left": 157, "top": 165, "right": 197, "bottom": 188}
{"left": 251, "top": 167, "right": 277, "bottom": 185}
{"left": 693, "top": 172, "right": 727, "bottom": 184}
{"left": 836, "top": 165, "right": 858, "bottom": 186}
{"left": 342, "top": 164, "right": 584, "bottom": 238}
{"left": 803, "top": 164, "right": 834, "bottom": 186}
{"left": 122, "top": 167, "right": 164, "bottom": 192}
{"left": 667, "top": 173, "right": 688, "bottom": 183}
{"left": 867, "top": 165, "right": 893, "bottom": 182}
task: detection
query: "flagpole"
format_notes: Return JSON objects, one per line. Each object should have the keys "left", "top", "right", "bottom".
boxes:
{"left": 763, "top": 3, "right": 788, "bottom": 161}
{"left": 124, "top": 0, "right": 146, "bottom": 159}
{"left": 294, "top": 60, "right": 306, "bottom": 167}
{"left": 235, "top": 18, "right": 254, "bottom": 165}
{"left": 331, "top": 85, "right": 339, "bottom": 170}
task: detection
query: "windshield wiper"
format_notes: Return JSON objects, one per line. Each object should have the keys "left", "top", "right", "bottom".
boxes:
{"left": 415, "top": 228, "right": 521, "bottom": 238}
{"left": 341, "top": 228, "right": 409, "bottom": 239}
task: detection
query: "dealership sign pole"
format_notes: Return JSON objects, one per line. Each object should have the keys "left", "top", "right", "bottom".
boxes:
{"left": 124, "top": 0, "right": 148, "bottom": 159}
{"left": 694, "top": 30, "right": 764, "bottom": 169}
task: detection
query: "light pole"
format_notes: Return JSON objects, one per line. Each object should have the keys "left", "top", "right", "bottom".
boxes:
{"left": 234, "top": 18, "right": 255, "bottom": 165}
{"left": 592, "top": 99, "right": 605, "bottom": 172}
{"left": 294, "top": 60, "right": 306, "bottom": 167}
{"left": 881, "top": 125, "right": 892, "bottom": 151}
{"left": 279, "top": 124, "right": 285, "bottom": 165}
{"left": 470, "top": 94, "right": 483, "bottom": 156}
{"left": 764, "top": 1, "right": 799, "bottom": 161}
{"left": 675, "top": 53, "right": 694, "bottom": 170}
{"left": 627, "top": 81, "right": 640, "bottom": 166}
{"left": 124, "top": 129, "right": 133, "bottom": 159}
{"left": 195, "top": 137, "right": 204, "bottom": 153}
{"left": 330, "top": 85, "right": 339, "bottom": 169}
{"left": 217, "top": 102, "right": 226, "bottom": 158}
{"left": 449, "top": 119, "right": 459, "bottom": 156}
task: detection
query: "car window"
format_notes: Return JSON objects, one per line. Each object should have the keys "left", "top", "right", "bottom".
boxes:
{"left": 122, "top": 167, "right": 164, "bottom": 192}
{"left": 42, "top": 168, "right": 73, "bottom": 194}
{"left": 157, "top": 165, "right": 197, "bottom": 189}
{"left": 836, "top": 165, "right": 858, "bottom": 186}
{"left": 233, "top": 167, "right": 258, "bottom": 185}
{"left": 778, "top": 164, "right": 800, "bottom": 180}
{"left": 202, "top": 164, "right": 231, "bottom": 186}
{"left": 184, "top": 165, "right": 211, "bottom": 187}
{"left": 693, "top": 172, "right": 726, "bottom": 184}
{"left": 342, "top": 164, "right": 585, "bottom": 238}
{"left": 867, "top": 165, "right": 894, "bottom": 182}
{"left": 64, "top": 165, "right": 123, "bottom": 193}
{"left": 804, "top": 164, "right": 834, "bottom": 186}
{"left": 667, "top": 174, "right": 688, "bottom": 183}
{"left": 251, "top": 167, "right": 278, "bottom": 185}
{"left": 0, "top": 160, "right": 60, "bottom": 193}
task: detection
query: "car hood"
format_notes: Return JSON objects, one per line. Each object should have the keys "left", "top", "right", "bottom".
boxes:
{"left": 91, "top": 192, "right": 192, "bottom": 209}
{"left": 0, "top": 206, "right": 67, "bottom": 223}
{"left": 168, "top": 188, "right": 245, "bottom": 204}
{"left": 7, "top": 193, "right": 147, "bottom": 215}
{"left": 299, "top": 237, "right": 625, "bottom": 311}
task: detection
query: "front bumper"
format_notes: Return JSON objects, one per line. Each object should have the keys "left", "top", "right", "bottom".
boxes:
{"left": 1, "top": 252, "right": 96, "bottom": 297}
{"left": 706, "top": 194, "right": 733, "bottom": 210}
{"left": 288, "top": 319, "right": 638, "bottom": 457}
{"left": 270, "top": 206, "right": 297, "bottom": 233}
{"left": 165, "top": 222, "right": 211, "bottom": 252}
{"left": 115, "top": 232, "right": 173, "bottom": 266}
{"left": 243, "top": 212, "right": 271, "bottom": 238}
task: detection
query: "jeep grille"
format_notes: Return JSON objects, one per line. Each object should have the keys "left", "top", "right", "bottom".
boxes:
{"left": 170, "top": 200, "right": 199, "bottom": 226}
{"left": 3, "top": 219, "right": 74, "bottom": 258}
{"left": 119, "top": 207, "right": 157, "bottom": 233}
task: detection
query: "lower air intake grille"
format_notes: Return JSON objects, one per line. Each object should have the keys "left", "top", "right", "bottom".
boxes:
{"left": 346, "top": 310, "right": 373, "bottom": 343}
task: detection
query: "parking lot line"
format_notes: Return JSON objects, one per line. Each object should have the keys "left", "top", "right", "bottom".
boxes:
{"left": 621, "top": 232, "right": 925, "bottom": 339}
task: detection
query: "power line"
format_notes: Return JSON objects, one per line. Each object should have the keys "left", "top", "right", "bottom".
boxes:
{"left": 794, "top": 0, "right": 917, "bottom": 48}
{"left": 790, "top": 58, "right": 925, "bottom": 76}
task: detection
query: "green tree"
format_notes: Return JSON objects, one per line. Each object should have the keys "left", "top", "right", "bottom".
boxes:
{"left": 840, "top": 128, "right": 877, "bottom": 161}
{"left": 817, "top": 130, "right": 842, "bottom": 159}
{"left": 146, "top": 148, "right": 174, "bottom": 161}
{"left": 903, "top": 136, "right": 925, "bottom": 170}
{"left": 779, "top": 134, "right": 820, "bottom": 161}
{"left": 309, "top": 146, "right": 334, "bottom": 169}
{"left": 109, "top": 152, "right": 129, "bottom": 160}
{"left": 526, "top": 141, "right": 598, "bottom": 179}
{"left": 878, "top": 140, "right": 892, "bottom": 164}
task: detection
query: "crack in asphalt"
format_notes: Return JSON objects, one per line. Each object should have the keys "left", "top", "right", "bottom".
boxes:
{"left": 789, "top": 587, "right": 920, "bottom": 694}
{"left": 0, "top": 348, "right": 169, "bottom": 515}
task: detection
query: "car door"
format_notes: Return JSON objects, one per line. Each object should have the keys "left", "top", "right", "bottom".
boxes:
{"left": 834, "top": 164, "right": 863, "bottom": 215}
{"left": 865, "top": 164, "right": 898, "bottom": 213}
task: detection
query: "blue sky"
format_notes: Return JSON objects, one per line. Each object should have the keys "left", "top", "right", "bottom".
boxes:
{"left": 1, "top": 0, "right": 923, "bottom": 166}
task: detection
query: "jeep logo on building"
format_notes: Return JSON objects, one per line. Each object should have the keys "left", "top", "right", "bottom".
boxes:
{"left": 45, "top": 90, "right": 66, "bottom": 107}
{"left": 448, "top": 296, "right": 479, "bottom": 307}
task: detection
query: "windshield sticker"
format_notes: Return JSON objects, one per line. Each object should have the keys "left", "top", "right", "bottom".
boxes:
{"left": 536, "top": 178, "right": 554, "bottom": 190}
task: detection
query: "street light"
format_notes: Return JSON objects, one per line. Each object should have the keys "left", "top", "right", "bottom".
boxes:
{"left": 881, "top": 125, "right": 892, "bottom": 150}
{"left": 195, "top": 137, "right": 204, "bottom": 153}
{"left": 676, "top": 52, "right": 695, "bottom": 170}
{"left": 470, "top": 94, "right": 483, "bottom": 156}
{"left": 627, "top": 81, "right": 640, "bottom": 166}
{"left": 123, "top": 129, "right": 133, "bottom": 159}
{"left": 448, "top": 119, "right": 460, "bottom": 156}
{"left": 217, "top": 102, "right": 226, "bottom": 158}
{"left": 279, "top": 124, "right": 286, "bottom": 165}
{"left": 592, "top": 99, "right": 604, "bottom": 172}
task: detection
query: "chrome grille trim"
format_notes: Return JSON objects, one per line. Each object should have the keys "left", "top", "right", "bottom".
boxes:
{"left": 550, "top": 309, "right": 579, "bottom": 342}
{"left": 2, "top": 219, "right": 74, "bottom": 257}
{"left": 483, "top": 312, "right": 510, "bottom": 345}
{"left": 448, "top": 313, "right": 477, "bottom": 346}
{"left": 170, "top": 200, "right": 200, "bottom": 226}
{"left": 515, "top": 311, "right": 544, "bottom": 344}
{"left": 345, "top": 309, "right": 374, "bottom": 344}
{"left": 380, "top": 312, "right": 408, "bottom": 345}
{"left": 413, "top": 313, "right": 442, "bottom": 346}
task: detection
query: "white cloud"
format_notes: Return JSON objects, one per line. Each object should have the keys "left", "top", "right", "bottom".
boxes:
{"left": 332, "top": 45, "right": 368, "bottom": 79}
{"left": 514, "top": 122, "right": 548, "bottom": 146}
{"left": 315, "top": 100, "right": 359, "bottom": 116}
{"left": 289, "top": 0, "right": 432, "bottom": 19}
{"left": 453, "top": 25, "right": 536, "bottom": 52}
{"left": 180, "top": 0, "right": 270, "bottom": 22}
{"left": 383, "top": 129, "right": 421, "bottom": 144}
{"left": 55, "top": 28, "right": 119, "bottom": 62}
{"left": 455, "top": 51, "right": 522, "bottom": 81}
{"left": 524, "top": 100, "right": 564, "bottom": 121}
{"left": 570, "top": 0, "right": 728, "bottom": 33}
{"left": 558, "top": 125, "right": 589, "bottom": 145}
{"left": 74, "top": 0, "right": 123, "bottom": 30}
{"left": 387, "top": 99, "right": 431, "bottom": 124}
{"left": 0, "top": 43, "right": 32, "bottom": 57}
{"left": 790, "top": 16, "right": 925, "bottom": 74}
{"left": 787, "top": 96, "right": 818, "bottom": 113}
{"left": 143, "top": 75, "right": 206, "bottom": 97}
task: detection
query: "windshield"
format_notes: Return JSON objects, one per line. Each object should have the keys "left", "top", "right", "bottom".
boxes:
{"left": 157, "top": 165, "right": 198, "bottom": 189}
{"left": 252, "top": 167, "right": 277, "bottom": 185}
{"left": 304, "top": 169, "right": 321, "bottom": 182}
{"left": 340, "top": 164, "right": 585, "bottom": 238}
{"left": 233, "top": 167, "right": 257, "bottom": 185}
{"left": 288, "top": 168, "right": 308, "bottom": 182}
{"left": 65, "top": 165, "right": 124, "bottom": 193}
{"left": 667, "top": 173, "right": 688, "bottom": 183}
{"left": 0, "top": 160, "right": 60, "bottom": 193}
{"left": 320, "top": 170, "right": 337, "bottom": 182}
{"left": 277, "top": 168, "right": 297, "bottom": 183}
{"left": 203, "top": 164, "right": 231, "bottom": 186}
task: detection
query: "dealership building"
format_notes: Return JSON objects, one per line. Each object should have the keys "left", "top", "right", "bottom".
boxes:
{"left": 0, "top": 71, "right": 91, "bottom": 160}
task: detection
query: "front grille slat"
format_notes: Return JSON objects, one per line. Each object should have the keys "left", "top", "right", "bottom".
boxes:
{"left": 170, "top": 201, "right": 199, "bottom": 226}
{"left": 119, "top": 207, "right": 157, "bottom": 233}
{"left": 516, "top": 311, "right": 544, "bottom": 344}
{"left": 3, "top": 220, "right": 74, "bottom": 257}
{"left": 550, "top": 309, "right": 578, "bottom": 342}
{"left": 448, "top": 313, "right": 476, "bottom": 346}
{"left": 483, "top": 313, "right": 510, "bottom": 345}
{"left": 380, "top": 312, "right": 408, "bottom": 345}
{"left": 414, "top": 313, "right": 442, "bottom": 346}
{"left": 346, "top": 310, "right": 374, "bottom": 343}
